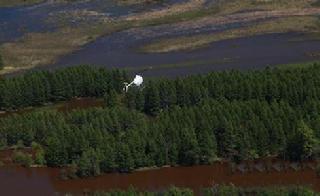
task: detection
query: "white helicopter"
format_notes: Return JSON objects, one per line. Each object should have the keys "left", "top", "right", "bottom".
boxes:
{"left": 123, "top": 75, "right": 143, "bottom": 92}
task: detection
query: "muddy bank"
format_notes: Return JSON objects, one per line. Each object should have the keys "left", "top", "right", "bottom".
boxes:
{"left": 0, "top": 148, "right": 34, "bottom": 165}
{"left": 0, "top": 160, "right": 319, "bottom": 195}
{"left": 0, "top": 97, "right": 104, "bottom": 118}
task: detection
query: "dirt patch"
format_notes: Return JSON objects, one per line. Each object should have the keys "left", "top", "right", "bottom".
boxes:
{"left": 0, "top": 25, "right": 110, "bottom": 74}
{"left": 123, "top": 0, "right": 205, "bottom": 21}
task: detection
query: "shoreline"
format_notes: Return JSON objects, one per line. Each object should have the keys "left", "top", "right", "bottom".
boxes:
{"left": 1, "top": 147, "right": 318, "bottom": 173}
{"left": 2, "top": 2, "right": 320, "bottom": 75}
{"left": 140, "top": 9, "right": 320, "bottom": 53}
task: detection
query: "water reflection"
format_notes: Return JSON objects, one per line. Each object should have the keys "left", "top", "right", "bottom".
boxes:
{"left": 52, "top": 33, "right": 320, "bottom": 77}
{"left": 0, "top": 161, "right": 319, "bottom": 195}
{"left": 0, "top": 0, "right": 187, "bottom": 44}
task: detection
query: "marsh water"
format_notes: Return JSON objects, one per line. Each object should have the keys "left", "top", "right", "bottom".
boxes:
{"left": 0, "top": 0, "right": 187, "bottom": 43}
{"left": 2, "top": 2, "right": 320, "bottom": 195}
{"left": 0, "top": 161, "right": 319, "bottom": 195}
{"left": 2, "top": 1, "right": 320, "bottom": 77}
{"left": 52, "top": 32, "right": 320, "bottom": 77}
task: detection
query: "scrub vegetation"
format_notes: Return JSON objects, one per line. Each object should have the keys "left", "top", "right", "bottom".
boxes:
{"left": 1, "top": 63, "right": 320, "bottom": 176}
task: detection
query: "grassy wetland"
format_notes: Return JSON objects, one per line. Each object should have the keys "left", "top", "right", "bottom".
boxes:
{"left": 1, "top": 0, "right": 320, "bottom": 75}
{"left": 0, "top": 0, "right": 43, "bottom": 7}
{"left": 140, "top": 16, "right": 320, "bottom": 53}
{"left": 0, "top": 0, "right": 210, "bottom": 74}
{"left": 2, "top": 1, "right": 320, "bottom": 194}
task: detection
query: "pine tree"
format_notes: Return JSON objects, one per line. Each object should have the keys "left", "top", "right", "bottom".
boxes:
{"left": 179, "top": 127, "right": 200, "bottom": 165}
{"left": 286, "top": 121, "right": 319, "bottom": 161}
{"left": 76, "top": 148, "right": 101, "bottom": 177}
{"left": 45, "top": 135, "right": 68, "bottom": 167}
{"left": 125, "top": 88, "right": 137, "bottom": 109}
{"left": 0, "top": 54, "right": 3, "bottom": 70}
{"left": 196, "top": 121, "right": 218, "bottom": 164}
{"left": 100, "top": 136, "right": 117, "bottom": 172}
{"left": 144, "top": 83, "right": 160, "bottom": 116}
{"left": 104, "top": 89, "right": 119, "bottom": 107}
{"left": 117, "top": 143, "right": 134, "bottom": 171}
{"left": 135, "top": 90, "right": 145, "bottom": 112}
{"left": 159, "top": 81, "right": 176, "bottom": 109}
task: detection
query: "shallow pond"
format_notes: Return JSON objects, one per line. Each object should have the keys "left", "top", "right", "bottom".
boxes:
{"left": 0, "top": 160, "right": 319, "bottom": 195}
{"left": 50, "top": 32, "right": 320, "bottom": 77}
{"left": 0, "top": 0, "right": 187, "bottom": 43}
{"left": 4, "top": 1, "right": 320, "bottom": 78}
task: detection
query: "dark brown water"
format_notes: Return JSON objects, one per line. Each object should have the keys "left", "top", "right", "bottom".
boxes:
{"left": 1, "top": 99, "right": 320, "bottom": 195}
{"left": 56, "top": 97, "right": 104, "bottom": 112}
{"left": 0, "top": 161, "right": 319, "bottom": 196}
{"left": 0, "top": 97, "right": 104, "bottom": 118}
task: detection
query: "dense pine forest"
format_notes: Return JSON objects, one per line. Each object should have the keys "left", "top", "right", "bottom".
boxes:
{"left": 0, "top": 66, "right": 127, "bottom": 109}
{"left": 1, "top": 64, "right": 320, "bottom": 177}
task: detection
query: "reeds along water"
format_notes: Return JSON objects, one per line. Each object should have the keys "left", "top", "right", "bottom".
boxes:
{"left": 230, "top": 158, "right": 318, "bottom": 173}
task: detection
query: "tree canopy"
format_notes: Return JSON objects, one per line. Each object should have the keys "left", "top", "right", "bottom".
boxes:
{"left": 1, "top": 63, "right": 320, "bottom": 176}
